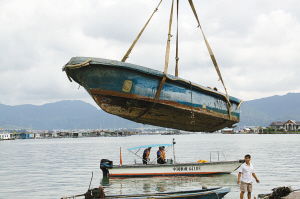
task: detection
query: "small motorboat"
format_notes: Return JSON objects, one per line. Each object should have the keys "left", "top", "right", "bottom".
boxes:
{"left": 62, "top": 186, "right": 230, "bottom": 199}
{"left": 100, "top": 141, "right": 242, "bottom": 178}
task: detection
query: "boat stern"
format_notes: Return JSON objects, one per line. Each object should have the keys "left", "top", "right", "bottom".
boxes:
{"left": 100, "top": 159, "right": 113, "bottom": 178}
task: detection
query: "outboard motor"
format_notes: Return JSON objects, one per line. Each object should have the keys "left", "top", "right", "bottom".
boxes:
{"left": 100, "top": 159, "right": 113, "bottom": 178}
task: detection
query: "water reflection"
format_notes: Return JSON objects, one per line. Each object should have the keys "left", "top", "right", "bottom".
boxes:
{"left": 101, "top": 174, "right": 236, "bottom": 195}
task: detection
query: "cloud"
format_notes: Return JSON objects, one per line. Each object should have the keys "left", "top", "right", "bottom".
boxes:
{"left": 0, "top": 0, "right": 300, "bottom": 105}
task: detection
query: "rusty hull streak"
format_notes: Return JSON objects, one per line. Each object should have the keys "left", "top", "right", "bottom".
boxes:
{"left": 89, "top": 88, "right": 237, "bottom": 132}
{"left": 97, "top": 97, "right": 233, "bottom": 132}
{"left": 89, "top": 88, "right": 238, "bottom": 122}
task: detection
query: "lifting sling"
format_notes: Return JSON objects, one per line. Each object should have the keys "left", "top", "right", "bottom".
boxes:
{"left": 121, "top": 0, "right": 232, "bottom": 119}
{"left": 188, "top": 0, "right": 232, "bottom": 118}
{"left": 121, "top": 0, "right": 163, "bottom": 62}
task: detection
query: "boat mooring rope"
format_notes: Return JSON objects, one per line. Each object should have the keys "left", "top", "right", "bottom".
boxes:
{"left": 64, "top": 59, "right": 92, "bottom": 69}
{"left": 213, "top": 190, "right": 220, "bottom": 199}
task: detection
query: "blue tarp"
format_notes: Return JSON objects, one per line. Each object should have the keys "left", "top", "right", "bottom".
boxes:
{"left": 127, "top": 144, "right": 172, "bottom": 151}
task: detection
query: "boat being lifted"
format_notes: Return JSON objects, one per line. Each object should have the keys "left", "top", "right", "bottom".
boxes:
{"left": 63, "top": 0, "right": 242, "bottom": 132}
{"left": 100, "top": 139, "right": 242, "bottom": 178}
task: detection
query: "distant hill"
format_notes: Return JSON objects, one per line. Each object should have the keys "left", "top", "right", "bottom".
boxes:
{"left": 0, "top": 100, "right": 139, "bottom": 130}
{"left": 240, "top": 92, "right": 300, "bottom": 127}
{"left": 1, "top": 93, "right": 300, "bottom": 130}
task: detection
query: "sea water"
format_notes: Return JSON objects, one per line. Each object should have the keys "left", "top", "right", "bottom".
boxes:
{"left": 0, "top": 134, "right": 299, "bottom": 198}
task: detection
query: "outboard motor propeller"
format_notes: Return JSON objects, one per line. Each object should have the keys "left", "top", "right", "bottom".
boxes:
{"left": 100, "top": 159, "right": 113, "bottom": 178}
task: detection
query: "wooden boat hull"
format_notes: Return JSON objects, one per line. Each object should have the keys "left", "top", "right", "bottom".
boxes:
{"left": 106, "top": 187, "right": 230, "bottom": 199}
{"left": 100, "top": 160, "right": 242, "bottom": 178}
{"left": 64, "top": 57, "right": 242, "bottom": 132}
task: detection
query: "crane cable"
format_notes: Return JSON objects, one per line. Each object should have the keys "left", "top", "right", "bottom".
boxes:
{"left": 188, "top": 0, "right": 232, "bottom": 119}
{"left": 121, "top": 0, "right": 232, "bottom": 119}
{"left": 162, "top": 0, "right": 175, "bottom": 75}
{"left": 155, "top": 0, "right": 175, "bottom": 100}
{"left": 121, "top": 0, "right": 163, "bottom": 62}
{"left": 134, "top": 0, "right": 175, "bottom": 119}
{"left": 175, "top": 0, "right": 179, "bottom": 77}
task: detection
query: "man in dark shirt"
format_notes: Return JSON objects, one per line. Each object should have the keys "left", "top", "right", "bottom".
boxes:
{"left": 142, "top": 147, "right": 151, "bottom": 164}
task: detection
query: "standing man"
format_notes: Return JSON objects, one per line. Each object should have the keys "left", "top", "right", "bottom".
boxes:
{"left": 237, "top": 154, "right": 260, "bottom": 199}
{"left": 142, "top": 147, "right": 151, "bottom": 165}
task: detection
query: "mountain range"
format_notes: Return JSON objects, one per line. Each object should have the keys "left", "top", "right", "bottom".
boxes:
{"left": 239, "top": 92, "right": 300, "bottom": 127}
{"left": 1, "top": 92, "right": 300, "bottom": 130}
{"left": 0, "top": 100, "right": 138, "bottom": 130}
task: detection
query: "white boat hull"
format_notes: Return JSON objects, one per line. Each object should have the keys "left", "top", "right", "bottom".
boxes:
{"left": 101, "top": 160, "right": 242, "bottom": 178}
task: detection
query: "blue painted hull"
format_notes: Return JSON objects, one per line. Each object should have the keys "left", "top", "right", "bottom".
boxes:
{"left": 96, "top": 187, "right": 229, "bottom": 199}
{"left": 63, "top": 57, "right": 241, "bottom": 132}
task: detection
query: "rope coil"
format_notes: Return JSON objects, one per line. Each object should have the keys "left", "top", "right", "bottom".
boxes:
{"left": 64, "top": 59, "right": 92, "bottom": 69}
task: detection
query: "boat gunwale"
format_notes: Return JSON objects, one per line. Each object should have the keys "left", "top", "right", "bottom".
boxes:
{"left": 108, "top": 172, "right": 231, "bottom": 178}
{"left": 110, "top": 160, "right": 242, "bottom": 169}
{"left": 65, "top": 57, "right": 241, "bottom": 105}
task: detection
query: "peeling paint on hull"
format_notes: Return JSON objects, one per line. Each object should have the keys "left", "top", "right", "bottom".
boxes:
{"left": 64, "top": 57, "right": 241, "bottom": 132}
{"left": 91, "top": 91, "right": 237, "bottom": 132}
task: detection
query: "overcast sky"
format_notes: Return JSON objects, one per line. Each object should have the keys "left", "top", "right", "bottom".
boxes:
{"left": 1, "top": 0, "right": 300, "bottom": 105}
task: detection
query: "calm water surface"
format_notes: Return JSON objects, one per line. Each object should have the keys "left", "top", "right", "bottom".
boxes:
{"left": 0, "top": 134, "right": 299, "bottom": 198}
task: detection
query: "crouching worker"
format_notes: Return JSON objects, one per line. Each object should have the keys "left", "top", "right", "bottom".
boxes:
{"left": 142, "top": 147, "right": 151, "bottom": 165}
{"left": 237, "top": 154, "right": 260, "bottom": 199}
{"left": 157, "top": 146, "right": 166, "bottom": 164}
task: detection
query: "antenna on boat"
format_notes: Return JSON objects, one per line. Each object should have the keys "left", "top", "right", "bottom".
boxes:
{"left": 172, "top": 138, "right": 176, "bottom": 164}
{"left": 88, "top": 171, "right": 93, "bottom": 191}
{"left": 119, "top": 147, "right": 123, "bottom": 166}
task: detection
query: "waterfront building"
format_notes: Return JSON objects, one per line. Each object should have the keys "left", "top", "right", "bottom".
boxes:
{"left": 270, "top": 120, "right": 300, "bottom": 131}
{"left": 0, "top": 132, "right": 12, "bottom": 140}
{"left": 19, "top": 132, "right": 35, "bottom": 139}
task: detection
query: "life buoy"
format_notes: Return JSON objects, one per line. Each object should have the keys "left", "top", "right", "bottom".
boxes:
{"left": 197, "top": 160, "right": 208, "bottom": 163}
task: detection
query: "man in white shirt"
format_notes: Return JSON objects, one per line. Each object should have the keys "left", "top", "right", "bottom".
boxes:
{"left": 237, "top": 154, "right": 260, "bottom": 199}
